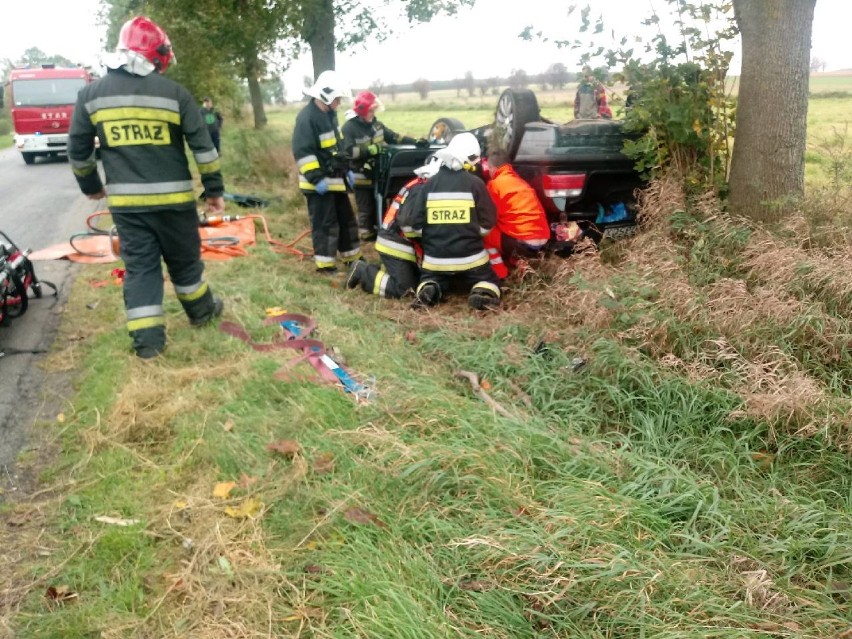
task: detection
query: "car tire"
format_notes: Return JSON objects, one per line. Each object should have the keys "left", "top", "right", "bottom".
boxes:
{"left": 428, "top": 117, "right": 466, "bottom": 145}
{"left": 494, "top": 89, "right": 540, "bottom": 157}
{"left": 22, "top": 152, "right": 35, "bottom": 165}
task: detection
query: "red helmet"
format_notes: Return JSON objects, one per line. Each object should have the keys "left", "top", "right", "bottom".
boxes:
{"left": 118, "top": 17, "right": 174, "bottom": 72}
{"left": 353, "top": 91, "right": 383, "bottom": 118}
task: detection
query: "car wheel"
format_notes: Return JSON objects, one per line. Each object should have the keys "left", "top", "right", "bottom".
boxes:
{"left": 428, "top": 118, "right": 466, "bottom": 145}
{"left": 22, "top": 152, "right": 35, "bottom": 165}
{"left": 494, "top": 89, "right": 540, "bottom": 157}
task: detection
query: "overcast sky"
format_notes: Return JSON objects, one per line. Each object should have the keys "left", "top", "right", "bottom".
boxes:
{"left": 2, "top": 0, "right": 850, "bottom": 99}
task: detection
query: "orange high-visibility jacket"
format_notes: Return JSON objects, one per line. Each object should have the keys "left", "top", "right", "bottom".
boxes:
{"left": 486, "top": 164, "right": 550, "bottom": 242}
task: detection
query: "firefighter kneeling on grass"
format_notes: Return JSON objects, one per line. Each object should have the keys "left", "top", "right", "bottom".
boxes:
{"left": 396, "top": 133, "right": 502, "bottom": 310}
{"left": 346, "top": 155, "right": 442, "bottom": 297}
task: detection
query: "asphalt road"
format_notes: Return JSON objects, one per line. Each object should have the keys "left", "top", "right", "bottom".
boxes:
{"left": 0, "top": 146, "right": 103, "bottom": 474}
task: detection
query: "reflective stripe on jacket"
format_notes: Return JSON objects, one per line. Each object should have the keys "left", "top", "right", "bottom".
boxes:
{"left": 293, "top": 100, "right": 345, "bottom": 193}
{"left": 341, "top": 116, "right": 414, "bottom": 188}
{"left": 396, "top": 166, "right": 496, "bottom": 272}
{"left": 68, "top": 67, "right": 223, "bottom": 212}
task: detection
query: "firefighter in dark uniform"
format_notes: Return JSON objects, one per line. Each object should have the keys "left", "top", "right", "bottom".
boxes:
{"left": 341, "top": 91, "right": 424, "bottom": 241}
{"left": 292, "top": 70, "right": 361, "bottom": 273}
{"left": 397, "top": 133, "right": 502, "bottom": 310}
{"left": 346, "top": 156, "right": 442, "bottom": 298}
{"left": 68, "top": 16, "right": 224, "bottom": 359}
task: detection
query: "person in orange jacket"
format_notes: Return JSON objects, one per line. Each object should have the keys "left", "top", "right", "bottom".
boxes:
{"left": 482, "top": 147, "right": 551, "bottom": 278}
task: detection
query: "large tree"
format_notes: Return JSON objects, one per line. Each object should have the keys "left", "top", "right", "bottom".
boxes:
{"left": 100, "top": 0, "right": 296, "bottom": 129}
{"left": 293, "top": 0, "right": 477, "bottom": 80}
{"left": 727, "top": 0, "right": 816, "bottom": 220}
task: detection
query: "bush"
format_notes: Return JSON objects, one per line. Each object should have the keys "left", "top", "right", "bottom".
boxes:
{"left": 0, "top": 119, "right": 11, "bottom": 136}
{"left": 220, "top": 127, "right": 293, "bottom": 189}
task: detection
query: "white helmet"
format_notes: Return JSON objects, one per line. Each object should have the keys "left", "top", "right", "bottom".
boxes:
{"left": 435, "top": 132, "right": 481, "bottom": 171}
{"left": 305, "top": 69, "right": 352, "bottom": 106}
{"left": 414, "top": 154, "right": 442, "bottom": 179}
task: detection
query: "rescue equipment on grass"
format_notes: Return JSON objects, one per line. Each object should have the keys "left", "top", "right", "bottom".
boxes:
{"left": 29, "top": 209, "right": 311, "bottom": 263}
{"left": 0, "top": 231, "right": 57, "bottom": 327}
{"left": 221, "top": 311, "right": 376, "bottom": 403}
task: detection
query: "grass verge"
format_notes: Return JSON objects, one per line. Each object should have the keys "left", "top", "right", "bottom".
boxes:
{"left": 0, "top": 123, "right": 851, "bottom": 638}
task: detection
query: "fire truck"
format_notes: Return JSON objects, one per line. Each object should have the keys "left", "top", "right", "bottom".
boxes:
{"left": 8, "top": 65, "right": 93, "bottom": 165}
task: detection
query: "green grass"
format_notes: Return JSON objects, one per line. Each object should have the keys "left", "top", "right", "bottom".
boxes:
{"left": 2, "top": 87, "right": 852, "bottom": 638}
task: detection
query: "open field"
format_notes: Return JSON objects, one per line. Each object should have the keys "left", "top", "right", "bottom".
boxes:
{"left": 1, "top": 83, "right": 851, "bottom": 638}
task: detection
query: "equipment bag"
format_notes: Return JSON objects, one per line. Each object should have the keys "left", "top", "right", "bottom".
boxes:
{"left": 0, "top": 231, "right": 55, "bottom": 327}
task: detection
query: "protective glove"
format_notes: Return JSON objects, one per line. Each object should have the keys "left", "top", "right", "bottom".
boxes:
{"left": 314, "top": 178, "right": 329, "bottom": 195}
{"left": 366, "top": 143, "right": 380, "bottom": 156}
{"left": 415, "top": 138, "right": 430, "bottom": 148}
{"left": 346, "top": 170, "right": 356, "bottom": 189}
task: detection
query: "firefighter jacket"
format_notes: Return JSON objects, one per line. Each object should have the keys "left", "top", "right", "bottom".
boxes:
{"left": 375, "top": 176, "right": 425, "bottom": 264}
{"left": 293, "top": 100, "right": 347, "bottom": 194}
{"left": 68, "top": 67, "right": 223, "bottom": 213}
{"left": 486, "top": 164, "right": 551, "bottom": 244}
{"left": 397, "top": 166, "right": 497, "bottom": 272}
{"left": 341, "top": 117, "right": 415, "bottom": 188}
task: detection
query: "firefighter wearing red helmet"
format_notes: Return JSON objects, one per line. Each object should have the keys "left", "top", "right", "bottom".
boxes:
{"left": 341, "top": 90, "right": 425, "bottom": 241}
{"left": 68, "top": 16, "right": 225, "bottom": 359}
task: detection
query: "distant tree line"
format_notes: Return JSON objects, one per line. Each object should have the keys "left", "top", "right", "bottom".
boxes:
{"left": 361, "top": 62, "right": 596, "bottom": 101}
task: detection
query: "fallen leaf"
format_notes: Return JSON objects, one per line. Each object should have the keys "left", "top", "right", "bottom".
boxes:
{"left": 304, "top": 563, "right": 325, "bottom": 574}
{"left": 94, "top": 515, "right": 141, "bottom": 527}
{"left": 458, "top": 579, "right": 493, "bottom": 592}
{"left": 213, "top": 482, "right": 237, "bottom": 499}
{"left": 88, "top": 279, "right": 109, "bottom": 288}
{"left": 239, "top": 474, "right": 258, "bottom": 489}
{"left": 343, "top": 507, "right": 386, "bottom": 528}
{"left": 265, "top": 306, "right": 288, "bottom": 316}
{"left": 404, "top": 331, "right": 417, "bottom": 343}
{"left": 45, "top": 585, "right": 78, "bottom": 603}
{"left": 268, "top": 440, "right": 302, "bottom": 458}
{"left": 173, "top": 500, "right": 188, "bottom": 510}
{"left": 56, "top": 413, "right": 65, "bottom": 424}
{"left": 751, "top": 451, "right": 774, "bottom": 469}
{"left": 222, "top": 419, "right": 234, "bottom": 432}
{"left": 480, "top": 378, "right": 491, "bottom": 390}
{"left": 312, "top": 452, "right": 335, "bottom": 475}
{"left": 224, "top": 497, "right": 263, "bottom": 519}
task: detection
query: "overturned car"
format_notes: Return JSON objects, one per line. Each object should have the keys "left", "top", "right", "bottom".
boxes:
{"left": 373, "top": 89, "right": 646, "bottom": 243}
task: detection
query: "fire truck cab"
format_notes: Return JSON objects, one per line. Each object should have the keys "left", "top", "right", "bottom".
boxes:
{"left": 8, "top": 65, "right": 92, "bottom": 165}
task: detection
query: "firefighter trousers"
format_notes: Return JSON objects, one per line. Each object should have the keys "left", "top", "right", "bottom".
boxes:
{"left": 305, "top": 192, "right": 361, "bottom": 271}
{"left": 354, "top": 188, "right": 378, "bottom": 234}
{"left": 418, "top": 262, "right": 501, "bottom": 305}
{"left": 358, "top": 255, "right": 419, "bottom": 298}
{"left": 113, "top": 208, "right": 217, "bottom": 355}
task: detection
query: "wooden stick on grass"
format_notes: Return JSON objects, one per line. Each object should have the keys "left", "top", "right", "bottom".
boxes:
{"left": 455, "top": 370, "right": 514, "bottom": 419}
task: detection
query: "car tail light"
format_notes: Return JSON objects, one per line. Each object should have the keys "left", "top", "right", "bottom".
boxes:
{"left": 543, "top": 173, "right": 585, "bottom": 199}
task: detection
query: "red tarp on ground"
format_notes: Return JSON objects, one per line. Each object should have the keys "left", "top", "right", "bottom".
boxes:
{"left": 28, "top": 218, "right": 258, "bottom": 264}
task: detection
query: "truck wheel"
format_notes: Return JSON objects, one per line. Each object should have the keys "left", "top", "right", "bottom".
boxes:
{"left": 494, "top": 89, "right": 540, "bottom": 157}
{"left": 22, "top": 153, "right": 36, "bottom": 165}
{"left": 428, "top": 118, "right": 466, "bottom": 145}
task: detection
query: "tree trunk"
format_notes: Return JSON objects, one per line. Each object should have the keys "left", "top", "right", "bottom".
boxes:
{"left": 301, "top": 0, "right": 336, "bottom": 78}
{"left": 728, "top": 0, "right": 815, "bottom": 221}
{"left": 245, "top": 54, "right": 267, "bottom": 130}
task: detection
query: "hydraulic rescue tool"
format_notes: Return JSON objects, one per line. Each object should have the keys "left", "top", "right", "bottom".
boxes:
{"left": 0, "top": 231, "right": 57, "bottom": 327}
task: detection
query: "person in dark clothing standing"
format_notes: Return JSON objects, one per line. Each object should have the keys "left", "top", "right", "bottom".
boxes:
{"left": 341, "top": 91, "right": 425, "bottom": 241}
{"left": 200, "top": 96, "right": 223, "bottom": 153}
{"left": 292, "top": 70, "right": 361, "bottom": 273}
{"left": 68, "top": 16, "right": 225, "bottom": 359}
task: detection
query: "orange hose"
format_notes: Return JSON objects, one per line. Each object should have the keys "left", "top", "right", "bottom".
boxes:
{"left": 244, "top": 214, "right": 312, "bottom": 259}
